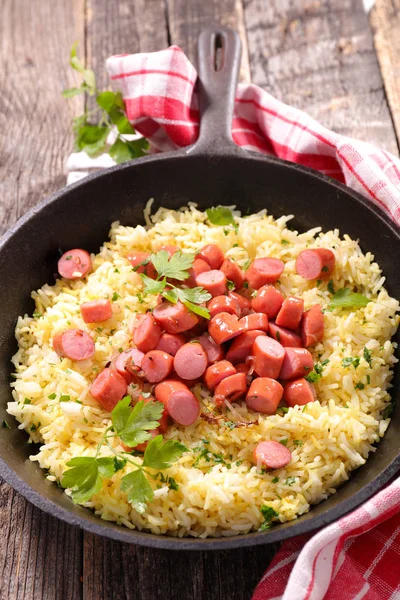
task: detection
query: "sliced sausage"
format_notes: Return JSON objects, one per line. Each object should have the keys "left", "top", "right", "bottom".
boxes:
{"left": 187, "top": 317, "right": 208, "bottom": 337}
{"left": 275, "top": 297, "right": 304, "bottom": 331}
{"left": 269, "top": 323, "right": 302, "bottom": 348}
{"left": 253, "top": 441, "right": 292, "bottom": 469}
{"left": 208, "top": 312, "right": 245, "bottom": 345}
{"left": 198, "top": 334, "right": 225, "bottom": 363}
{"left": 153, "top": 301, "right": 199, "bottom": 334}
{"left": 214, "top": 372, "right": 247, "bottom": 408}
{"left": 58, "top": 249, "right": 91, "bottom": 280}
{"left": 132, "top": 313, "right": 162, "bottom": 353}
{"left": 245, "top": 258, "right": 284, "bottom": 289}
{"left": 300, "top": 304, "right": 324, "bottom": 347}
{"left": 246, "top": 377, "right": 283, "bottom": 414}
{"left": 279, "top": 347, "right": 314, "bottom": 380}
{"left": 158, "top": 245, "right": 178, "bottom": 257}
{"left": 156, "top": 332, "right": 186, "bottom": 357}
{"left": 204, "top": 360, "right": 237, "bottom": 391}
{"left": 207, "top": 295, "right": 241, "bottom": 318}
{"left": 235, "top": 362, "right": 251, "bottom": 375}
{"left": 90, "top": 368, "right": 127, "bottom": 412}
{"left": 284, "top": 378, "right": 316, "bottom": 407}
{"left": 228, "top": 291, "right": 252, "bottom": 315}
{"left": 295, "top": 248, "right": 335, "bottom": 280}
{"left": 115, "top": 348, "right": 144, "bottom": 382}
{"left": 220, "top": 259, "right": 245, "bottom": 290}
{"left": 239, "top": 312, "right": 269, "bottom": 333}
{"left": 252, "top": 336, "right": 285, "bottom": 379}
{"left": 251, "top": 285, "right": 284, "bottom": 318}
{"left": 141, "top": 350, "right": 174, "bottom": 383}
{"left": 195, "top": 270, "right": 227, "bottom": 297}
{"left": 122, "top": 428, "right": 159, "bottom": 453}
{"left": 174, "top": 342, "right": 208, "bottom": 380}
{"left": 53, "top": 329, "right": 95, "bottom": 361}
{"left": 186, "top": 258, "right": 211, "bottom": 287}
{"left": 127, "top": 251, "right": 157, "bottom": 279}
{"left": 197, "top": 244, "right": 224, "bottom": 270}
{"left": 226, "top": 330, "right": 266, "bottom": 364}
{"left": 155, "top": 379, "right": 200, "bottom": 426}
{"left": 80, "top": 299, "right": 113, "bottom": 323}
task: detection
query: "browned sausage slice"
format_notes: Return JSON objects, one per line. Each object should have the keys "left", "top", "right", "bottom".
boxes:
{"left": 132, "top": 313, "right": 162, "bottom": 353}
{"left": 90, "top": 368, "right": 127, "bottom": 411}
{"left": 251, "top": 285, "right": 284, "bottom": 318}
{"left": 245, "top": 258, "right": 284, "bottom": 289}
{"left": 214, "top": 372, "right": 247, "bottom": 408}
{"left": 283, "top": 378, "right": 316, "bottom": 407}
{"left": 204, "top": 360, "right": 237, "bottom": 390}
{"left": 207, "top": 295, "right": 241, "bottom": 318}
{"left": 115, "top": 348, "right": 144, "bottom": 382}
{"left": 279, "top": 347, "right": 314, "bottom": 380}
{"left": 155, "top": 379, "right": 200, "bottom": 426}
{"left": 220, "top": 259, "right": 245, "bottom": 290}
{"left": 246, "top": 377, "right": 283, "bottom": 414}
{"left": 156, "top": 332, "right": 186, "bottom": 356}
{"left": 239, "top": 312, "right": 269, "bottom": 333}
{"left": 252, "top": 336, "right": 285, "bottom": 378}
{"left": 269, "top": 323, "right": 302, "bottom": 348}
{"left": 196, "top": 244, "right": 224, "bottom": 270}
{"left": 228, "top": 291, "right": 252, "bottom": 315}
{"left": 195, "top": 270, "right": 227, "bottom": 297}
{"left": 295, "top": 248, "right": 335, "bottom": 280}
{"left": 198, "top": 334, "right": 225, "bottom": 363}
{"left": 53, "top": 329, "right": 95, "bottom": 361}
{"left": 208, "top": 312, "right": 245, "bottom": 345}
{"left": 141, "top": 350, "right": 174, "bottom": 383}
{"left": 235, "top": 362, "right": 251, "bottom": 375}
{"left": 58, "top": 249, "right": 92, "bottom": 280}
{"left": 275, "top": 297, "right": 304, "bottom": 331}
{"left": 80, "top": 299, "right": 113, "bottom": 323}
{"left": 127, "top": 251, "right": 157, "bottom": 279}
{"left": 153, "top": 301, "right": 199, "bottom": 334}
{"left": 253, "top": 441, "right": 292, "bottom": 469}
{"left": 186, "top": 258, "right": 211, "bottom": 287}
{"left": 300, "top": 304, "right": 324, "bottom": 347}
{"left": 174, "top": 342, "right": 208, "bottom": 380}
{"left": 226, "top": 329, "right": 266, "bottom": 364}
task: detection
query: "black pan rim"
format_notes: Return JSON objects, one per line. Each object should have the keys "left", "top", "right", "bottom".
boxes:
{"left": 1, "top": 149, "right": 399, "bottom": 549}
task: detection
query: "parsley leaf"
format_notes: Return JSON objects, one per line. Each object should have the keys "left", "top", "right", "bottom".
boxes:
{"left": 363, "top": 347, "right": 372, "bottom": 367}
{"left": 62, "top": 456, "right": 116, "bottom": 503}
{"left": 112, "top": 397, "right": 164, "bottom": 447}
{"left": 329, "top": 288, "right": 370, "bottom": 310}
{"left": 259, "top": 505, "right": 279, "bottom": 531}
{"left": 141, "top": 274, "right": 167, "bottom": 295}
{"left": 151, "top": 250, "right": 194, "bottom": 281}
{"left": 121, "top": 469, "right": 154, "bottom": 513}
{"left": 143, "top": 435, "right": 188, "bottom": 470}
{"left": 206, "top": 206, "right": 235, "bottom": 226}
{"left": 175, "top": 287, "right": 211, "bottom": 318}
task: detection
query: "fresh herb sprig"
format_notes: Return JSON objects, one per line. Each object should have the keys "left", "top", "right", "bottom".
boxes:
{"left": 63, "top": 43, "right": 148, "bottom": 163}
{"left": 206, "top": 206, "right": 236, "bottom": 226}
{"left": 136, "top": 250, "right": 212, "bottom": 318}
{"left": 329, "top": 288, "right": 370, "bottom": 310}
{"left": 62, "top": 397, "right": 187, "bottom": 512}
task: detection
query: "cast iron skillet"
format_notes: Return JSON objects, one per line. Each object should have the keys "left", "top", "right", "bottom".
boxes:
{"left": 0, "top": 27, "right": 399, "bottom": 550}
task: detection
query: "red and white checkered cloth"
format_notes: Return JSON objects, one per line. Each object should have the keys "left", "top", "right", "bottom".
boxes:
{"left": 105, "top": 46, "right": 400, "bottom": 599}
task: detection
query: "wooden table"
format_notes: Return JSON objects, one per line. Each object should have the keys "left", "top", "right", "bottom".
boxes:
{"left": 1, "top": 1, "right": 399, "bottom": 598}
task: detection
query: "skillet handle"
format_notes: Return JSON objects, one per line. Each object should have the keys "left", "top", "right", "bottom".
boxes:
{"left": 189, "top": 27, "right": 242, "bottom": 155}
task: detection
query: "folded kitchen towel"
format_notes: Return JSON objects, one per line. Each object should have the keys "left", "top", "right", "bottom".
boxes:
{"left": 67, "top": 45, "right": 400, "bottom": 599}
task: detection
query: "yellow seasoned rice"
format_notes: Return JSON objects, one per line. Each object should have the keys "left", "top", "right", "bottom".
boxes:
{"left": 7, "top": 203, "right": 400, "bottom": 537}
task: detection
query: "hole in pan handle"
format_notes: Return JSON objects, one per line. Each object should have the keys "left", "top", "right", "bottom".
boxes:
{"left": 188, "top": 27, "right": 244, "bottom": 156}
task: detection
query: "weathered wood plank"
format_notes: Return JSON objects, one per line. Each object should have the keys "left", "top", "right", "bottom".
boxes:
{"left": 0, "top": 0, "right": 85, "bottom": 597}
{"left": 370, "top": 0, "right": 400, "bottom": 144}
{"left": 0, "top": 482, "right": 82, "bottom": 600}
{"left": 0, "top": 0, "right": 86, "bottom": 236}
{"left": 166, "top": 0, "right": 251, "bottom": 82}
{"left": 83, "top": 532, "right": 278, "bottom": 600}
{"left": 243, "top": 0, "right": 399, "bottom": 155}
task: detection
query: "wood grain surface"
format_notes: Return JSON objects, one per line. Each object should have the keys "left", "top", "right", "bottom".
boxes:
{"left": 0, "top": 0, "right": 399, "bottom": 598}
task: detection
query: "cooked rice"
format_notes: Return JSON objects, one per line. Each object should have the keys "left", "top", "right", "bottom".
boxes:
{"left": 7, "top": 203, "right": 399, "bottom": 537}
